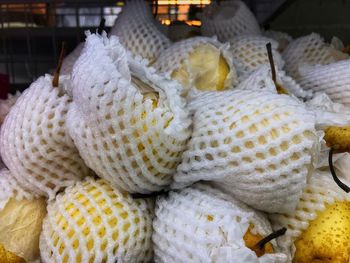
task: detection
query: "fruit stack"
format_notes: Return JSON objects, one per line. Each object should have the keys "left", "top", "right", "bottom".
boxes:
{"left": 1, "top": 0, "right": 350, "bottom": 262}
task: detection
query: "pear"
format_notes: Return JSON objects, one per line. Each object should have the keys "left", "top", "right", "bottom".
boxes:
{"left": 40, "top": 177, "right": 153, "bottom": 263}
{"left": 200, "top": 0, "right": 261, "bottom": 42}
{"left": 324, "top": 125, "right": 350, "bottom": 152}
{"left": 270, "top": 171, "right": 350, "bottom": 262}
{"left": 109, "top": 0, "right": 170, "bottom": 63}
{"left": 67, "top": 33, "right": 191, "bottom": 194}
{"left": 0, "top": 74, "right": 90, "bottom": 199}
{"left": 153, "top": 183, "right": 288, "bottom": 262}
{"left": 155, "top": 36, "right": 237, "bottom": 98}
{"left": 298, "top": 59, "right": 350, "bottom": 107}
{"left": 282, "top": 33, "right": 348, "bottom": 80}
{"left": 174, "top": 89, "right": 318, "bottom": 213}
{"left": 0, "top": 168, "right": 47, "bottom": 263}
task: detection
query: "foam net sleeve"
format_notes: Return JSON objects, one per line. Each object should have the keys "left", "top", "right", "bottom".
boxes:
{"left": 200, "top": 0, "right": 261, "bottom": 42}
{"left": 174, "top": 89, "right": 318, "bottom": 213}
{"left": 228, "top": 35, "right": 284, "bottom": 77}
{"left": 282, "top": 33, "right": 348, "bottom": 80}
{"left": 298, "top": 59, "right": 350, "bottom": 107}
{"left": 154, "top": 36, "right": 238, "bottom": 94}
{"left": 69, "top": 33, "right": 191, "bottom": 194}
{"left": 153, "top": 183, "right": 287, "bottom": 263}
{"left": 269, "top": 171, "right": 350, "bottom": 260}
{"left": 0, "top": 91, "right": 21, "bottom": 125}
{"left": 109, "top": 0, "right": 171, "bottom": 63}
{"left": 0, "top": 168, "right": 34, "bottom": 209}
{"left": 61, "top": 43, "right": 84, "bottom": 76}
{"left": 0, "top": 75, "right": 91, "bottom": 199}
{"left": 40, "top": 177, "right": 154, "bottom": 263}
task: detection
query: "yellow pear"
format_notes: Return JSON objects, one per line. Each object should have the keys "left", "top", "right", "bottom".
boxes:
{"left": 243, "top": 225, "right": 274, "bottom": 257}
{"left": 294, "top": 201, "right": 350, "bottom": 263}
{"left": 0, "top": 245, "right": 25, "bottom": 263}
{"left": 324, "top": 125, "right": 350, "bottom": 152}
{"left": 171, "top": 43, "right": 230, "bottom": 91}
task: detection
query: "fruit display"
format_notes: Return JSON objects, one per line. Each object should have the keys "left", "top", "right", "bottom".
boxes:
{"left": 1, "top": 0, "right": 350, "bottom": 262}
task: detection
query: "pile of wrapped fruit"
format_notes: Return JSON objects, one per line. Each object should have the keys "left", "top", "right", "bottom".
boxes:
{"left": 1, "top": 0, "right": 350, "bottom": 262}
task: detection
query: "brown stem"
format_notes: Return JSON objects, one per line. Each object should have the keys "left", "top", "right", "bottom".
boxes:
{"left": 97, "top": 18, "right": 106, "bottom": 34}
{"left": 266, "top": 42, "right": 277, "bottom": 86}
{"left": 329, "top": 148, "right": 350, "bottom": 193}
{"left": 52, "top": 42, "right": 66, "bottom": 87}
{"left": 255, "top": 227, "right": 287, "bottom": 250}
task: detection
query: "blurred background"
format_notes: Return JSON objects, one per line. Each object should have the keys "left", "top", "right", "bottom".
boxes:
{"left": 0, "top": 0, "right": 349, "bottom": 94}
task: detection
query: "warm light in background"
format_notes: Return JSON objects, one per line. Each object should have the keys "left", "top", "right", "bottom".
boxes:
{"left": 161, "top": 19, "right": 172, "bottom": 25}
{"left": 158, "top": 0, "right": 210, "bottom": 5}
{"left": 186, "top": 20, "right": 201, "bottom": 26}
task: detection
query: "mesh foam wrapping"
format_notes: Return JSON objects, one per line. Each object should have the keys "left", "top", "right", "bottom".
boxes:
{"left": 61, "top": 43, "right": 84, "bottom": 76}
{"left": 153, "top": 183, "right": 288, "bottom": 263}
{"left": 263, "top": 30, "right": 292, "bottom": 52}
{"left": 173, "top": 89, "right": 318, "bottom": 213}
{"left": 0, "top": 168, "right": 33, "bottom": 210}
{"left": 0, "top": 91, "right": 21, "bottom": 125}
{"left": 237, "top": 65, "right": 312, "bottom": 99}
{"left": 68, "top": 33, "right": 191, "bottom": 194}
{"left": 154, "top": 36, "right": 237, "bottom": 96}
{"left": 228, "top": 35, "right": 284, "bottom": 77}
{"left": 109, "top": 0, "right": 171, "bottom": 63}
{"left": 298, "top": 59, "right": 350, "bottom": 107}
{"left": 200, "top": 0, "right": 261, "bottom": 42}
{"left": 40, "top": 177, "right": 153, "bottom": 263}
{"left": 269, "top": 171, "right": 350, "bottom": 261}
{"left": 282, "top": 33, "right": 348, "bottom": 80}
{"left": 0, "top": 75, "right": 90, "bottom": 199}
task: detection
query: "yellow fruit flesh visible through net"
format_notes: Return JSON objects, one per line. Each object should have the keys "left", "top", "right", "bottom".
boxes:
{"left": 294, "top": 201, "right": 350, "bottom": 263}
{"left": 0, "top": 245, "right": 25, "bottom": 263}
{"left": 324, "top": 126, "right": 350, "bottom": 152}
{"left": 243, "top": 225, "right": 274, "bottom": 257}
{"left": 171, "top": 43, "right": 230, "bottom": 91}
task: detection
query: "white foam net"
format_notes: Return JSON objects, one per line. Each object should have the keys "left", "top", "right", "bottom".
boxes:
{"left": 228, "top": 35, "right": 284, "bottom": 77}
{"left": 0, "top": 75, "right": 90, "bottom": 199}
{"left": 0, "top": 91, "right": 21, "bottom": 125}
{"left": 174, "top": 90, "right": 318, "bottom": 213}
{"left": 263, "top": 30, "right": 293, "bottom": 52}
{"left": 68, "top": 33, "right": 191, "bottom": 194}
{"left": 153, "top": 183, "right": 288, "bottom": 263}
{"left": 282, "top": 33, "right": 348, "bottom": 80}
{"left": 61, "top": 43, "right": 84, "bottom": 76}
{"left": 154, "top": 36, "right": 237, "bottom": 96}
{"left": 269, "top": 171, "right": 350, "bottom": 260}
{"left": 109, "top": 0, "right": 171, "bottom": 63}
{"left": 0, "top": 168, "right": 33, "bottom": 210}
{"left": 40, "top": 178, "right": 154, "bottom": 263}
{"left": 298, "top": 59, "right": 350, "bottom": 107}
{"left": 200, "top": 0, "right": 261, "bottom": 42}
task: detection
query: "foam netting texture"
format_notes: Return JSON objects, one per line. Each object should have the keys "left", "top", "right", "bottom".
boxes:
{"left": 228, "top": 35, "right": 284, "bottom": 77}
{"left": 298, "top": 59, "right": 350, "bottom": 107}
{"left": 200, "top": 0, "right": 261, "bottom": 43}
{"left": 282, "top": 33, "right": 349, "bottom": 80}
{"left": 0, "top": 91, "right": 21, "bottom": 125}
{"left": 153, "top": 183, "right": 288, "bottom": 263}
{"left": 0, "top": 168, "right": 33, "bottom": 209}
{"left": 0, "top": 75, "right": 90, "bottom": 199}
{"left": 154, "top": 36, "right": 237, "bottom": 96}
{"left": 68, "top": 33, "right": 191, "bottom": 194}
{"left": 61, "top": 43, "right": 84, "bottom": 76}
{"left": 269, "top": 171, "right": 350, "bottom": 261}
{"left": 173, "top": 89, "right": 318, "bottom": 213}
{"left": 109, "top": 0, "right": 171, "bottom": 63}
{"left": 262, "top": 30, "right": 293, "bottom": 52}
{"left": 236, "top": 65, "right": 312, "bottom": 99}
{"left": 40, "top": 177, "right": 154, "bottom": 263}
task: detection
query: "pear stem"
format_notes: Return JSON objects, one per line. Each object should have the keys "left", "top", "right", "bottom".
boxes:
{"left": 329, "top": 148, "right": 350, "bottom": 193}
{"left": 97, "top": 18, "right": 106, "bottom": 34}
{"left": 132, "top": 190, "right": 168, "bottom": 199}
{"left": 52, "top": 42, "right": 66, "bottom": 87}
{"left": 255, "top": 227, "right": 287, "bottom": 250}
{"left": 266, "top": 42, "right": 277, "bottom": 86}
